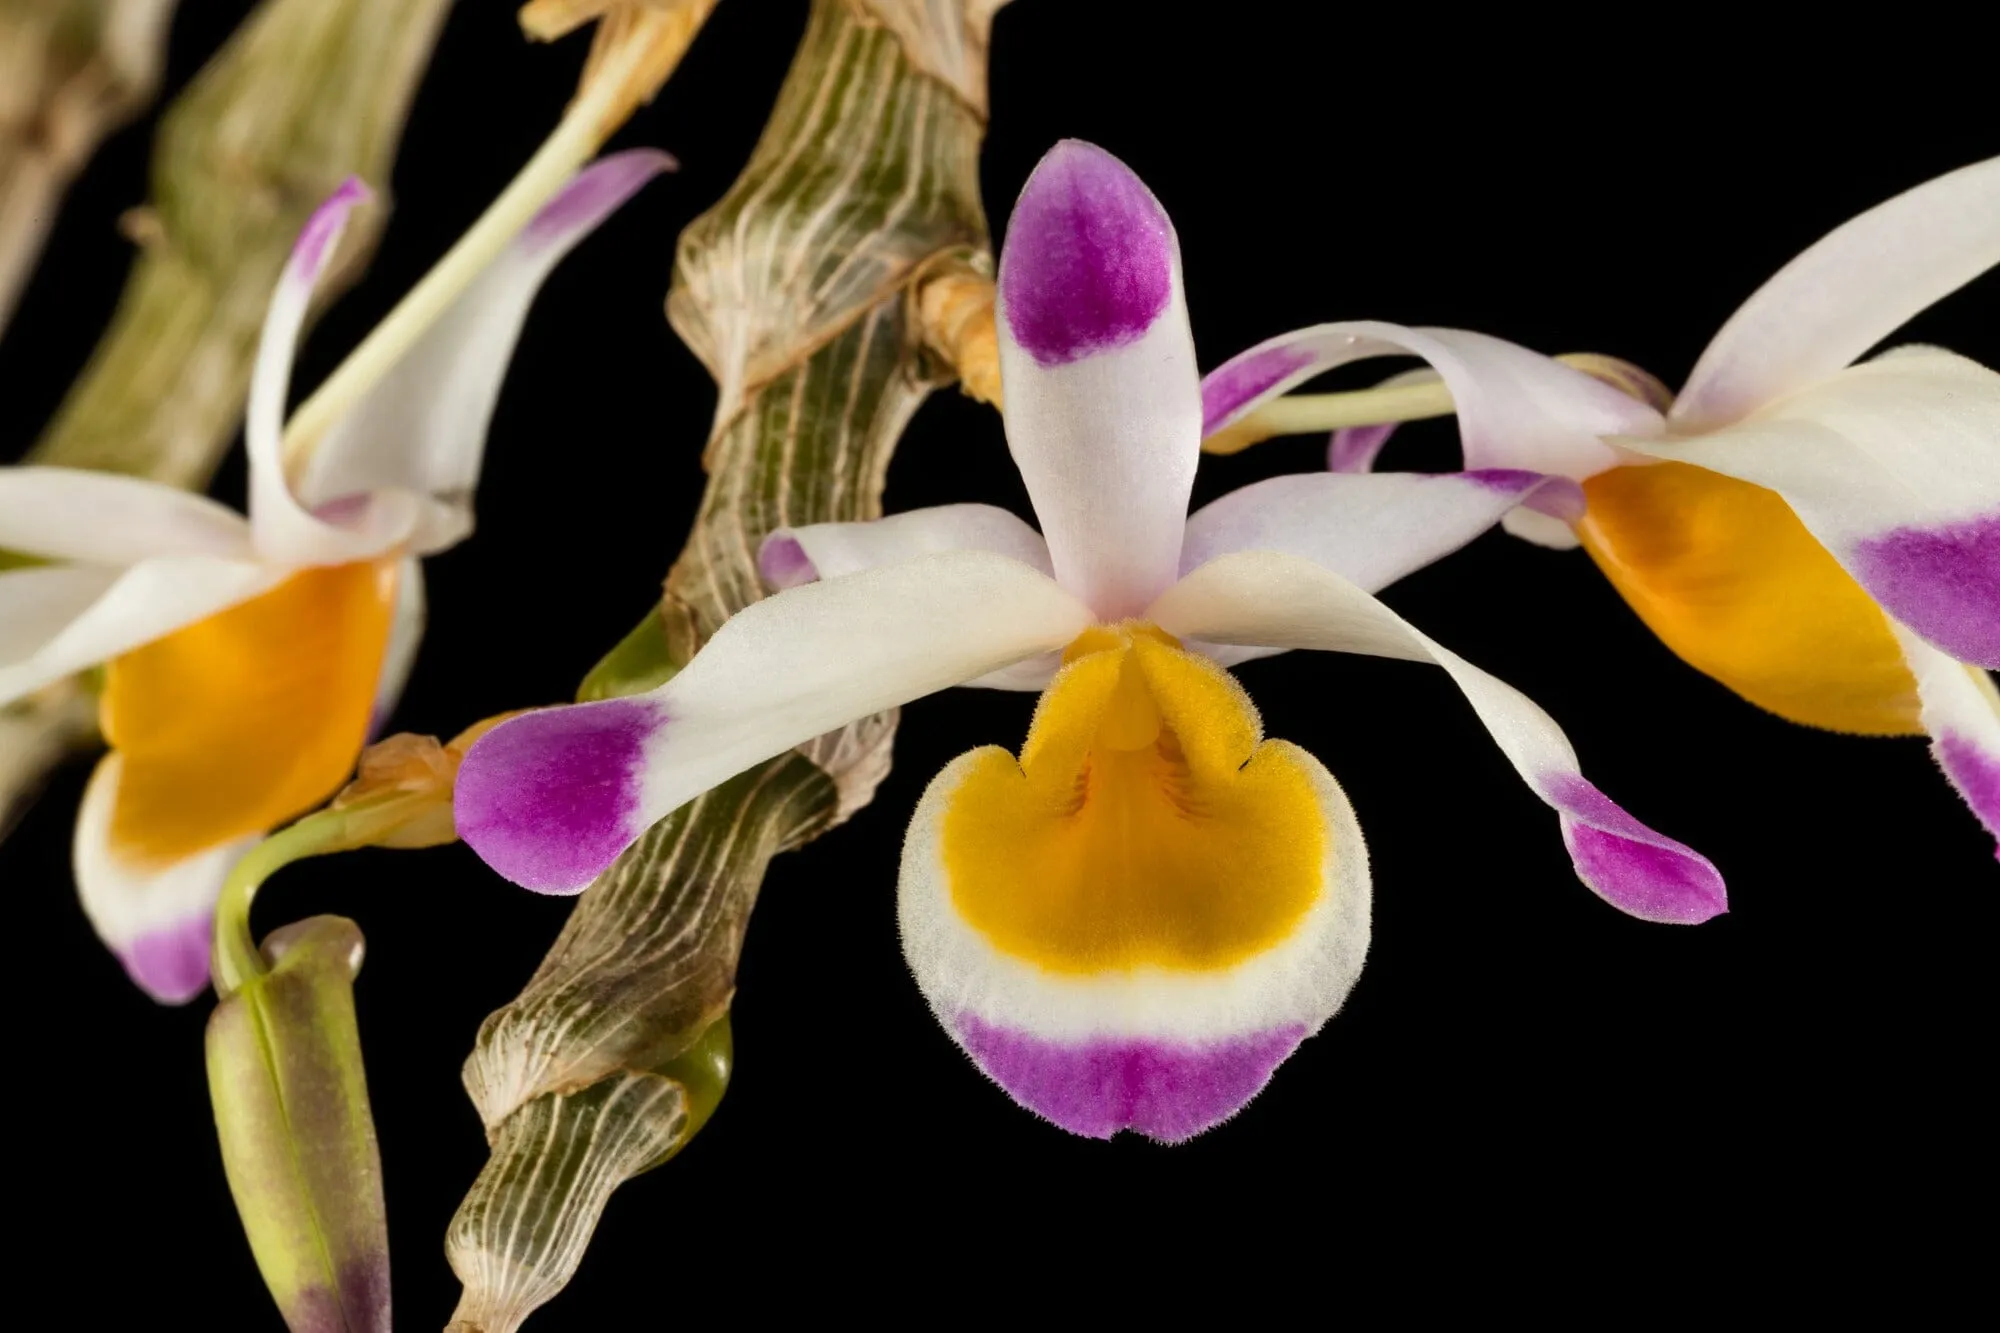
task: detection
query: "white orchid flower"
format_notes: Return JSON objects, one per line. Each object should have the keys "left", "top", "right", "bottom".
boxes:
{"left": 0, "top": 150, "right": 669, "bottom": 1003}
{"left": 452, "top": 141, "right": 1722, "bottom": 1143}
{"left": 1203, "top": 157, "right": 1999, "bottom": 857}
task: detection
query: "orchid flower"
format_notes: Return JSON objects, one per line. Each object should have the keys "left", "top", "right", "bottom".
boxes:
{"left": 1202, "top": 157, "right": 1999, "bottom": 856}
{"left": 0, "top": 149, "right": 669, "bottom": 1003}
{"left": 452, "top": 141, "right": 1722, "bottom": 1143}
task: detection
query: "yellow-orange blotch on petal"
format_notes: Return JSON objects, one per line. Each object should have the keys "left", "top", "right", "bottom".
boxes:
{"left": 1577, "top": 461, "right": 1922, "bottom": 736}
{"left": 941, "top": 623, "right": 1328, "bottom": 974}
{"left": 100, "top": 560, "right": 399, "bottom": 863}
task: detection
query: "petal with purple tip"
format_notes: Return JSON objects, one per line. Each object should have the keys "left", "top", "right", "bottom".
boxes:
{"left": 453, "top": 696, "right": 663, "bottom": 895}
{"left": 1618, "top": 347, "right": 2000, "bottom": 668}
{"left": 1148, "top": 550, "right": 1726, "bottom": 922}
{"left": 301, "top": 150, "right": 675, "bottom": 556}
{"left": 73, "top": 754, "right": 257, "bottom": 1003}
{"left": 1541, "top": 774, "right": 1727, "bottom": 924}
{"left": 995, "top": 141, "right": 1201, "bottom": 619}
{"left": 457, "top": 552, "right": 1094, "bottom": 892}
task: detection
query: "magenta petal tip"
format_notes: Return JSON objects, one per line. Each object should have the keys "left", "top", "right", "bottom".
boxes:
{"left": 756, "top": 531, "right": 818, "bottom": 589}
{"left": 956, "top": 1015, "right": 1306, "bottom": 1143}
{"left": 1543, "top": 774, "right": 1727, "bottom": 925}
{"left": 453, "top": 698, "right": 664, "bottom": 894}
{"left": 119, "top": 913, "right": 215, "bottom": 1005}
{"left": 999, "top": 139, "right": 1175, "bottom": 367}
{"left": 522, "top": 148, "right": 677, "bottom": 251}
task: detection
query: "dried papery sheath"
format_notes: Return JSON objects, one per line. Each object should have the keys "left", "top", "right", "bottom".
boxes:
{"left": 0, "top": 0, "right": 176, "bottom": 333}
{"left": 0, "top": 0, "right": 451, "bottom": 836}
{"left": 445, "top": 2, "right": 999, "bottom": 1326}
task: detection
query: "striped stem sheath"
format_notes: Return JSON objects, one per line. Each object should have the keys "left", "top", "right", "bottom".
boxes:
{"left": 446, "top": 3, "right": 998, "bottom": 1327}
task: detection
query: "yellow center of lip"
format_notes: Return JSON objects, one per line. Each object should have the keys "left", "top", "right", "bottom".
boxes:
{"left": 940, "top": 622, "right": 1328, "bottom": 973}
{"left": 99, "top": 559, "right": 400, "bottom": 863}
{"left": 1577, "top": 461, "right": 1920, "bottom": 735}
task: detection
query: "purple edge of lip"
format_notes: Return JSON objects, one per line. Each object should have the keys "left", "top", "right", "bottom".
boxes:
{"left": 1539, "top": 772, "right": 1727, "bottom": 925}
{"left": 454, "top": 697, "right": 665, "bottom": 894}
{"left": 1936, "top": 732, "right": 2000, "bottom": 850}
{"left": 119, "top": 912, "right": 216, "bottom": 1005}
{"left": 955, "top": 1014, "right": 1309, "bottom": 1144}
{"left": 999, "top": 141, "right": 1175, "bottom": 368}
{"left": 1851, "top": 514, "right": 2000, "bottom": 668}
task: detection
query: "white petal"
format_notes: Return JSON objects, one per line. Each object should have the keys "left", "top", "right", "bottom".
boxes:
{"left": 0, "top": 555, "right": 280, "bottom": 706}
{"left": 1890, "top": 622, "right": 2000, "bottom": 855}
{"left": 1200, "top": 321, "right": 1664, "bottom": 481}
{"left": 1675, "top": 156, "right": 2000, "bottom": 430}
{"left": 74, "top": 753, "right": 257, "bottom": 1004}
{"left": 994, "top": 141, "right": 1202, "bottom": 618}
{"left": 455, "top": 551, "right": 1096, "bottom": 893}
{"left": 759, "top": 503, "right": 1052, "bottom": 588}
{"left": 1179, "top": 469, "right": 1583, "bottom": 593}
{"left": 0, "top": 467, "right": 253, "bottom": 565}
{"left": 0, "top": 565, "right": 119, "bottom": 661}
{"left": 369, "top": 558, "right": 425, "bottom": 737}
{"left": 1147, "top": 551, "right": 1726, "bottom": 924}
{"left": 299, "top": 151, "right": 674, "bottom": 555}
{"left": 246, "top": 179, "right": 419, "bottom": 566}
{"left": 1619, "top": 347, "right": 2000, "bottom": 667}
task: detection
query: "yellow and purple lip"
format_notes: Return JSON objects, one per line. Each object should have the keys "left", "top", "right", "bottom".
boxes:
{"left": 898, "top": 625, "right": 1370, "bottom": 1142}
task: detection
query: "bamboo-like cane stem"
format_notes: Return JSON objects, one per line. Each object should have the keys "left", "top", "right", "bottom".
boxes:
{"left": 444, "top": 4, "right": 1003, "bottom": 1327}
{"left": 0, "top": 0, "right": 175, "bottom": 335}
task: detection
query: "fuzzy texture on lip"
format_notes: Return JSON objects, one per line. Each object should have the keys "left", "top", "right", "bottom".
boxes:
{"left": 956, "top": 1015, "right": 1308, "bottom": 1143}
{"left": 998, "top": 140, "right": 1175, "bottom": 367}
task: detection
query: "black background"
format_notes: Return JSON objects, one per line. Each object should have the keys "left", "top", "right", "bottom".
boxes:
{"left": 4, "top": 3, "right": 1994, "bottom": 1321}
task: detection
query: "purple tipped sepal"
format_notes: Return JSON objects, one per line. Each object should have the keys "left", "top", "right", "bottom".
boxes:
{"left": 999, "top": 140, "right": 1176, "bottom": 367}
{"left": 956, "top": 1014, "right": 1308, "bottom": 1144}
{"left": 1542, "top": 774, "right": 1728, "bottom": 925}
{"left": 1934, "top": 732, "right": 2000, "bottom": 859}
{"left": 453, "top": 696, "right": 665, "bottom": 894}
{"left": 1852, "top": 515, "right": 2000, "bottom": 669}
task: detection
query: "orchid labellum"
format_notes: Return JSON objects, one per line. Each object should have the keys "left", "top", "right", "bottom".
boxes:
{"left": 453, "top": 141, "right": 1723, "bottom": 1142}
{"left": 1203, "top": 157, "right": 2000, "bottom": 856}
{"left": 0, "top": 150, "right": 668, "bottom": 1002}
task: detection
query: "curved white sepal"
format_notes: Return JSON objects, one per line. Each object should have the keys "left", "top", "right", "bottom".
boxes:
{"left": 1675, "top": 156, "right": 2000, "bottom": 430}
{"left": 898, "top": 741, "right": 1370, "bottom": 1143}
{"left": 0, "top": 467, "right": 253, "bottom": 565}
{"left": 456, "top": 551, "right": 1096, "bottom": 893}
{"left": 0, "top": 555, "right": 280, "bottom": 707}
{"left": 74, "top": 754, "right": 257, "bottom": 1005}
{"left": 1180, "top": 468, "right": 1583, "bottom": 593}
{"left": 760, "top": 503, "right": 1053, "bottom": 589}
{"left": 1200, "top": 321, "right": 1663, "bottom": 482}
{"left": 301, "top": 151, "right": 674, "bottom": 556}
{"left": 1147, "top": 550, "right": 1726, "bottom": 924}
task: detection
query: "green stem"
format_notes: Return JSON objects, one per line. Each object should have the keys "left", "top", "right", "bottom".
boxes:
{"left": 210, "top": 798, "right": 407, "bottom": 995}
